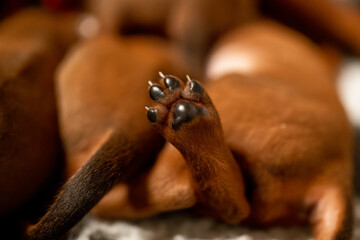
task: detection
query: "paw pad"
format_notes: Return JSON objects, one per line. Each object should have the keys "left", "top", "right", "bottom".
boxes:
{"left": 146, "top": 72, "right": 209, "bottom": 130}
{"left": 172, "top": 101, "right": 205, "bottom": 130}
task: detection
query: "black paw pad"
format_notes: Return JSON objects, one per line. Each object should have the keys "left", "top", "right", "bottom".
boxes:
{"left": 146, "top": 108, "right": 157, "bottom": 122}
{"left": 189, "top": 80, "right": 204, "bottom": 95}
{"left": 149, "top": 85, "right": 165, "bottom": 100}
{"left": 164, "top": 76, "right": 181, "bottom": 92}
{"left": 172, "top": 101, "right": 204, "bottom": 130}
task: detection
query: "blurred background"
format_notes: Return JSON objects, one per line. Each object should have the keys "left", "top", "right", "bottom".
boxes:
{"left": 0, "top": 0, "right": 359, "bottom": 239}
{"left": 2, "top": 0, "right": 358, "bottom": 193}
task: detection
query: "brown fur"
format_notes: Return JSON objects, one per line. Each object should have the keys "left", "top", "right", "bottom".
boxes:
{"left": 205, "top": 22, "right": 353, "bottom": 238}
{"left": 0, "top": 8, "right": 76, "bottom": 218}
{"left": 25, "top": 19, "right": 353, "bottom": 240}
{"left": 0, "top": 2, "right": 356, "bottom": 240}
{"left": 87, "top": 0, "right": 258, "bottom": 74}
{"left": 26, "top": 35, "right": 189, "bottom": 239}
{"left": 261, "top": 0, "right": 360, "bottom": 55}
{"left": 87, "top": 0, "right": 360, "bottom": 75}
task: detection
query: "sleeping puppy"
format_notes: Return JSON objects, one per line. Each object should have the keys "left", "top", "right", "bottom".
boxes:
{"left": 26, "top": 20, "right": 353, "bottom": 240}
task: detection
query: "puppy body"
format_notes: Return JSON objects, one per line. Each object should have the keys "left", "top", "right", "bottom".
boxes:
{"left": 26, "top": 35, "right": 189, "bottom": 239}
{"left": 205, "top": 21, "right": 353, "bottom": 237}
{"left": 27, "top": 22, "right": 353, "bottom": 240}
{"left": 88, "top": 0, "right": 360, "bottom": 76}
{"left": 0, "top": 8, "right": 76, "bottom": 218}
{"left": 88, "top": 0, "right": 257, "bottom": 74}
{"left": 57, "top": 35, "right": 189, "bottom": 177}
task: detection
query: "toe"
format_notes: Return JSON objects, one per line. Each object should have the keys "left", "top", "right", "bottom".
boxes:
{"left": 189, "top": 80, "right": 204, "bottom": 95}
{"left": 146, "top": 107, "right": 157, "bottom": 122}
{"left": 163, "top": 76, "right": 181, "bottom": 92}
{"left": 182, "top": 75, "right": 209, "bottom": 102}
{"left": 149, "top": 85, "right": 166, "bottom": 100}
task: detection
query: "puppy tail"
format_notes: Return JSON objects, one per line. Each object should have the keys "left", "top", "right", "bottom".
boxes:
{"left": 24, "top": 129, "right": 162, "bottom": 240}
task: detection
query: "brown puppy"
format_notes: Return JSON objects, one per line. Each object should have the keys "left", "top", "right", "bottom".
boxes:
{"left": 205, "top": 21, "right": 353, "bottom": 239}
{"left": 25, "top": 34, "right": 188, "bottom": 239}
{"left": 0, "top": 8, "right": 76, "bottom": 233}
{"left": 26, "top": 20, "right": 353, "bottom": 240}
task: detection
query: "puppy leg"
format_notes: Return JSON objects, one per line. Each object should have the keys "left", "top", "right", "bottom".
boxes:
{"left": 92, "top": 144, "right": 197, "bottom": 219}
{"left": 308, "top": 186, "right": 353, "bottom": 240}
{"left": 146, "top": 74, "right": 250, "bottom": 223}
{"left": 25, "top": 129, "right": 162, "bottom": 240}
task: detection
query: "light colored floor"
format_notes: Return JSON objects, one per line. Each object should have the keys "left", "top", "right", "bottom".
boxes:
{"left": 69, "top": 198, "right": 359, "bottom": 240}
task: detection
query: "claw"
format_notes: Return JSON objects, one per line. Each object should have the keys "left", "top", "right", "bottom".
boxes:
{"left": 186, "top": 74, "right": 191, "bottom": 82}
{"left": 145, "top": 106, "right": 150, "bottom": 110}
{"left": 159, "top": 71, "right": 165, "bottom": 79}
{"left": 148, "top": 81, "right": 153, "bottom": 86}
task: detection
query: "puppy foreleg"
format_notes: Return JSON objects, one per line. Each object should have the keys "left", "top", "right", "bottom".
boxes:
{"left": 146, "top": 74, "right": 250, "bottom": 223}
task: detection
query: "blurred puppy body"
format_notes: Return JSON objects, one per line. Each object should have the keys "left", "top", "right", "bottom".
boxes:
{"left": 0, "top": 8, "right": 76, "bottom": 218}
{"left": 205, "top": 21, "right": 353, "bottom": 239}
{"left": 88, "top": 0, "right": 360, "bottom": 75}
{"left": 88, "top": 0, "right": 258, "bottom": 74}
{"left": 0, "top": 8, "right": 77, "bottom": 238}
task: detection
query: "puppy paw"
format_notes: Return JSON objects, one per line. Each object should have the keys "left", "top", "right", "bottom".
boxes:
{"left": 145, "top": 73, "right": 220, "bottom": 143}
